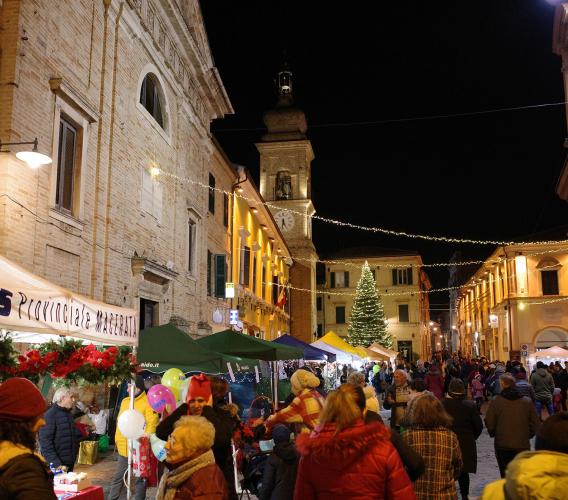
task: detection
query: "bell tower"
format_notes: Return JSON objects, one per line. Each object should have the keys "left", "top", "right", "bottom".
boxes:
{"left": 257, "top": 65, "right": 318, "bottom": 343}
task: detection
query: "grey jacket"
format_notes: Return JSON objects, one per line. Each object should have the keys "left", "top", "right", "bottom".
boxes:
{"left": 485, "top": 388, "right": 539, "bottom": 451}
{"left": 530, "top": 368, "right": 555, "bottom": 402}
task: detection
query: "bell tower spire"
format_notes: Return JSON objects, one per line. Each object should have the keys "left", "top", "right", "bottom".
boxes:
{"left": 256, "top": 64, "right": 318, "bottom": 343}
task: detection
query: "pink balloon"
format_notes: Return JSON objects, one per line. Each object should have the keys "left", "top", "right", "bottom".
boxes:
{"left": 147, "top": 384, "right": 176, "bottom": 413}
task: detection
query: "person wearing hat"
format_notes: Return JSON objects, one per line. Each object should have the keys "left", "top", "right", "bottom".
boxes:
{"left": 156, "top": 374, "right": 238, "bottom": 499}
{"left": 442, "top": 378, "right": 483, "bottom": 500}
{"left": 513, "top": 368, "right": 535, "bottom": 402}
{"left": 481, "top": 411, "right": 568, "bottom": 499}
{"left": 108, "top": 373, "right": 159, "bottom": 500}
{"left": 265, "top": 369, "right": 324, "bottom": 435}
{"left": 258, "top": 424, "right": 299, "bottom": 500}
{"left": 0, "top": 377, "right": 56, "bottom": 499}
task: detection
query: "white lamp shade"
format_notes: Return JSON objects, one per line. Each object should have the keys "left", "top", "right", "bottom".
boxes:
{"left": 16, "top": 150, "right": 52, "bottom": 168}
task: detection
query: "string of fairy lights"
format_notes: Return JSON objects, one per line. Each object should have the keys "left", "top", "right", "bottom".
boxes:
{"left": 156, "top": 168, "right": 568, "bottom": 247}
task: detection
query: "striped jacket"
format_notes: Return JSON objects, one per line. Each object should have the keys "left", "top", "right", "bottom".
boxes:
{"left": 402, "top": 426, "right": 462, "bottom": 500}
{"left": 266, "top": 388, "right": 324, "bottom": 434}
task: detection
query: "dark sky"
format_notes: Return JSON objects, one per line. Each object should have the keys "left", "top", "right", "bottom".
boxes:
{"left": 200, "top": 0, "right": 568, "bottom": 307}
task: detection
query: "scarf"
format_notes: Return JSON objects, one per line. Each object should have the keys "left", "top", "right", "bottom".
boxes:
{"left": 156, "top": 449, "right": 215, "bottom": 500}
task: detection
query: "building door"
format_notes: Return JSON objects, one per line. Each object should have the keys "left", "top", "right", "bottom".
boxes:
{"left": 140, "top": 298, "right": 158, "bottom": 331}
{"left": 397, "top": 340, "right": 413, "bottom": 362}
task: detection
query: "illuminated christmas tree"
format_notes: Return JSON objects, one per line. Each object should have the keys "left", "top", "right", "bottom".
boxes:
{"left": 348, "top": 261, "right": 392, "bottom": 348}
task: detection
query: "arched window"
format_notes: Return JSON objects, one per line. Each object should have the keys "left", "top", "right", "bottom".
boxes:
{"left": 139, "top": 73, "right": 164, "bottom": 128}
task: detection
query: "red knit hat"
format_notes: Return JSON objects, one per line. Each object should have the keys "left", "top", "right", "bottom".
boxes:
{"left": 0, "top": 378, "right": 47, "bottom": 421}
{"left": 187, "top": 374, "right": 211, "bottom": 402}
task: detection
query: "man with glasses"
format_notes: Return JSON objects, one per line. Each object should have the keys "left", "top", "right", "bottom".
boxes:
{"left": 39, "top": 387, "right": 82, "bottom": 472}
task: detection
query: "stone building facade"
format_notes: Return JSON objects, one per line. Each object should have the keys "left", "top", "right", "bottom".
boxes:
{"left": 317, "top": 248, "right": 431, "bottom": 361}
{"left": 457, "top": 241, "right": 568, "bottom": 362}
{"left": 0, "top": 0, "right": 234, "bottom": 334}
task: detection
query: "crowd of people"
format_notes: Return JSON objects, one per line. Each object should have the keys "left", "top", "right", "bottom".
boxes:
{"left": 2, "top": 352, "right": 568, "bottom": 499}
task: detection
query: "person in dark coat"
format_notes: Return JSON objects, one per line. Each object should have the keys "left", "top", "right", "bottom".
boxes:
{"left": 442, "top": 378, "right": 483, "bottom": 500}
{"left": 39, "top": 387, "right": 82, "bottom": 471}
{"left": 0, "top": 378, "right": 56, "bottom": 500}
{"left": 258, "top": 424, "right": 298, "bottom": 500}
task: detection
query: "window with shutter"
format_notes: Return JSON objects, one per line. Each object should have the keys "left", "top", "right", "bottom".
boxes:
{"left": 139, "top": 73, "right": 165, "bottom": 128}
{"left": 262, "top": 265, "right": 267, "bottom": 301}
{"left": 207, "top": 250, "right": 212, "bottom": 296}
{"left": 252, "top": 255, "right": 258, "bottom": 295}
{"left": 187, "top": 219, "right": 197, "bottom": 274}
{"left": 407, "top": 268, "right": 413, "bottom": 285}
{"left": 223, "top": 193, "right": 229, "bottom": 227}
{"left": 330, "top": 272, "right": 336, "bottom": 288}
{"left": 272, "top": 274, "right": 279, "bottom": 304}
{"left": 398, "top": 304, "right": 409, "bottom": 323}
{"left": 317, "top": 297, "right": 322, "bottom": 311}
{"left": 541, "top": 270, "right": 559, "bottom": 296}
{"left": 242, "top": 246, "right": 250, "bottom": 287}
{"left": 56, "top": 118, "right": 77, "bottom": 213}
{"left": 345, "top": 272, "right": 350, "bottom": 288}
{"left": 392, "top": 269, "right": 398, "bottom": 285}
{"left": 214, "top": 254, "right": 226, "bottom": 298}
{"left": 336, "top": 306, "right": 346, "bottom": 324}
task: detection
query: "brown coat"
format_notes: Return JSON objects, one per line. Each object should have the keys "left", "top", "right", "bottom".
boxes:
{"left": 157, "top": 449, "right": 229, "bottom": 500}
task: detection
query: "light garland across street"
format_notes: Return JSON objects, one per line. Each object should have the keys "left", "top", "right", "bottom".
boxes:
{"left": 158, "top": 169, "right": 568, "bottom": 247}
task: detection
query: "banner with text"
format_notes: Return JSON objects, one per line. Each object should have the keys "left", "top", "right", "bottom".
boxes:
{"left": 0, "top": 254, "right": 138, "bottom": 346}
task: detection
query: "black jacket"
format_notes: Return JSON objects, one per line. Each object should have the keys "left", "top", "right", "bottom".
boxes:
{"left": 39, "top": 404, "right": 81, "bottom": 469}
{"left": 364, "top": 410, "right": 425, "bottom": 481}
{"left": 442, "top": 398, "right": 483, "bottom": 473}
{"left": 0, "top": 453, "right": 57, "bottom": 500}
{"left": 258, "top": 442, "right": 299, "bottom": 500}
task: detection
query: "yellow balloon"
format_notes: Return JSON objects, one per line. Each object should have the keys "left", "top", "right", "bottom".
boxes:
{"left": 162, "top": 368, "right": 185, "bottom": 401}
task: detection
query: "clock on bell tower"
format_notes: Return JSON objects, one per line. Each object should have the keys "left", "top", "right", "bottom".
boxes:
{"left": 256, "top": 64, "right": 318, "bottom": 344}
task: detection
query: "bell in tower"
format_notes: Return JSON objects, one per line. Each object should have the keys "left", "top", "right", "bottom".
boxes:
{"left": 278, "top": 65, "right": 293, "bottom": 95}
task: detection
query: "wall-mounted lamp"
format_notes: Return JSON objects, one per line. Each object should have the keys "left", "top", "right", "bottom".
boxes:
{"left": 251, "top": 207, "right": 258, "bottom": 213}
{"left": 0, "top": 137, "right": 52, "bottom": 168}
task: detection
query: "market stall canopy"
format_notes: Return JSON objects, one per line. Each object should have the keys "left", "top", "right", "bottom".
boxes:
{"left": 528, "top": 345, "right": 568, "bottom": 361}
{"left": 198, "top": 329, "right": 303, "bottom": 361}
{"left": 356, "top": 345, "right": 389, "bottom": 361}
{"left": 369, "top": 342, "right": 399, "bottom": 360}
{"left": 311, "top": 331, "right": 362, "bottom": 362}
{"left": 273, "top": 334, "right": 336, "bottom": 362}
{"left": 137, "top": 323, "right": 258, "bottom": 374}
{"left": 0, "top": 254, "right": 138, "bottom": 346}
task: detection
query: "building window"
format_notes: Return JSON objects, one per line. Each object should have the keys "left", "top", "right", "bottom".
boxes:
{"left": 207, "top": 250, "right": 213, "bottom": 296}
{"left": 208, "top": 173, "right": 215, "bottom": 214}
{"left": 272, "top": 274, "right": 279, "bottom": 305}
{"left": 317, "top": 297, "right": 322, "bottom": 311}
{"left": 240, "top": 246, "right": 250, "bottom": 287}
{"left": 392, "top": 268, "right": 413, "bottom": 285}
{"left": 214, "top": 254, "right": 227, "bottom": 298}
{"left": 262, "top": 265, "right": 267, "bottom": 301}
{"left": 541, "top": 270, "right": 559, "bottom": 296}
{"left": 139, "top": 73, "right": 164, "bottom": 128}
{"left": 398, "top": 304, "right": 409, "bottom": 323}
{"left": 140, "top": 298, "right": 158, "bottom": 330}
{"left": 223, "top": 193, "right": 229, "bottom": 227}
{"left": 188, "top": 218, "right": 197, "bottom": 274}
{"left": 55, "top": 118, "right": 78, "bottom": 213}
{"left": 317, "top": 324, "right": 323, "bottom": 337}
{"left": 330, "top": 271, "right": 349, "bottom": 288}
{"left": 252, "top": 255, "right": 258, "bottom": 295}
{"left": 336, "top": 306, "right": 346, "bottom": 324}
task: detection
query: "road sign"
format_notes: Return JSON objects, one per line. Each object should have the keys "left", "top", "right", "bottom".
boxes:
{"left": 521, "top": 350, "right": 528, "bottom": 357}
{"left": 225, "top": 282, "right": 235, "bottom": 298}
{"left": 520, "top": 343, "right": 528, "bottom": 351}
{"left": 229, "top": 309, "right": 238, "bottom": 325}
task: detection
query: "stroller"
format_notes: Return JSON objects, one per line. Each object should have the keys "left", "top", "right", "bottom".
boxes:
{"left": 239, "top": 449, "right": 270, "bottom": 499}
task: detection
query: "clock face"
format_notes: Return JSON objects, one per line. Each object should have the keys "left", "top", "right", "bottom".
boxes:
{"left": 275, "top": 210, "right": 295, "bottom": 232}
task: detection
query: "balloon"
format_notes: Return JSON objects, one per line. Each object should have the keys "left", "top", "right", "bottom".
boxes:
{"left": 180, "top": 377, "right": 190, "bottom": 403}
{"left": 147, "top": 384, "right": 177, "bottom": 413}
{"left": 162, "top": 368, "right": 185, "bottom": 400}
{"left": 150, "top": 433, "right": 167, "bottom": 462}
{"left": 373, "top": 365, "right": 380, "bottom": 374}
{"left": 117, "top": 409, "right": 145, "bottom": 440}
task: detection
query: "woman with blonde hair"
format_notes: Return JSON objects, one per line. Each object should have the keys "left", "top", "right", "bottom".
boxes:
{"left": 157, "top": 415, "right": 228, "bottom": 499}
{"left": 402, "top": 393, "right": 462, "bottom": 500}
{"left": 294, "top": 384, "right": 415, "bottom": 499}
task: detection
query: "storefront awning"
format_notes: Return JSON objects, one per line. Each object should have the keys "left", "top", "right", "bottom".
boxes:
{"left": 0, "top": 254, "right": 138, "bottom": 346}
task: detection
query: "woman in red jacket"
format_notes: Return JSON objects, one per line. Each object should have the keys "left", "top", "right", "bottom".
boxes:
{"left": 294, "top": 384, "right": 415, "bottom": 500}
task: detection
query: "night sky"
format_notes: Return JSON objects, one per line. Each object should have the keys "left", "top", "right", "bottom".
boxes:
{"left": 201, "top": 0, "right": 568, "bottom": 308}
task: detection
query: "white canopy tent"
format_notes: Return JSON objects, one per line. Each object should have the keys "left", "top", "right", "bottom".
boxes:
{"left": 528, "top": 345, "right": 568, "bottom": 368}
{"left": 0, "top": 254, "right": 138, "bottom": 346}
{"left": 311, "top": 340, "right": 361, "bottom": 363}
